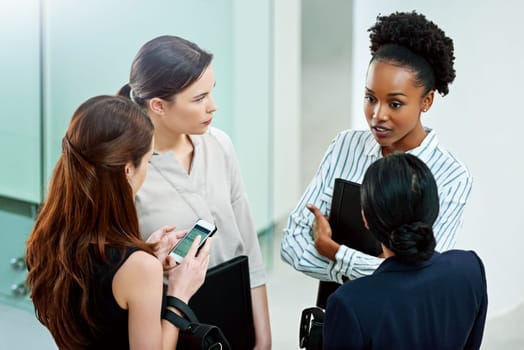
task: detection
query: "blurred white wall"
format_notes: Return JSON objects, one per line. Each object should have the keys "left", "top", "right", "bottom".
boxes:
{"left": 272, "top": 0, "right": 302, "bottom": 221}
{"left": 351, "top": 0, "right": 524, "bottom": 318}
{"left": 300, "top": 0, "right": 353, "bottom": 190}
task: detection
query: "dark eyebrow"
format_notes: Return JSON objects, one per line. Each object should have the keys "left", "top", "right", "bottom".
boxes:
{"left": 387, "top": 92, "right": 407, "bottom": 97}
{"left": 365, "top": 87, "right": 406, "bottom": 97}
{"left": 193, "top": 81, "right": 215, "bottom": 101}
{"left": 193, "top": 92, "right": 208, "bottom": 100}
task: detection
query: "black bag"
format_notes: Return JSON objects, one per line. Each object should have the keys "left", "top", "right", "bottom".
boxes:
{"left": 299, "top": 307, "right": 325, "bottom": 350}
{"left": 163, "top": 296, "right": 232, "bottom": 350}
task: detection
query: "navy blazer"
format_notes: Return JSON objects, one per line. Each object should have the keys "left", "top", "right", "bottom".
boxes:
{"left": 324, "top": 250, "right": 487, "bottom": 350}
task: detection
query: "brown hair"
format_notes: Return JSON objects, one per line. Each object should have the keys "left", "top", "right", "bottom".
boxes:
{"left": 117, "top": 35, "right": 213, "bottom": 106}
{"left": 26, "top": 95, "right": 155, "bottom": 348}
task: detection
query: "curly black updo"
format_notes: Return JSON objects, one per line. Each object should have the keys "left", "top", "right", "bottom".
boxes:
{"left": 368, "top": 11, "right": 455, "bottom": 96}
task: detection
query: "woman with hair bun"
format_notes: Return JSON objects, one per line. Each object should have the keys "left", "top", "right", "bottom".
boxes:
{"left": 323, "top": 152, "right": 487, "bottom": 349}
{"left": 282, "top": 11, "right": 473, "bottom": 287}
{"left": 118, "top": 35, "right": 271, "bottom": 349}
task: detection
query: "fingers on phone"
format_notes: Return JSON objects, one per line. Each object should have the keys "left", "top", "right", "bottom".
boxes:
{"left": 200, "top": 237, "right": 212, "bottom": 256}
{"left": 175, "top": 230, "right": 188, "bottom": 239}
{"left": 164, "top": 255, "right": 177, "bottom": 269}
{"left": 186, "top": 235, "right": 201, "bottom": 257}
{"left": 164, "top": 225, "right": 176, "bottom": 233}
{"left": 203, "top": 253, "right": 211, "bottom": 270}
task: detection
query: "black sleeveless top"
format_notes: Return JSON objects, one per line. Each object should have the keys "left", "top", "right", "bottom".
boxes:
{"left": 85, "top": 245, "right": 138, "bottom": 350}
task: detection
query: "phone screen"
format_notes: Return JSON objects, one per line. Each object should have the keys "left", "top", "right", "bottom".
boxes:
{"left": 171, "top": 224, "right": 211, "bottom": 258}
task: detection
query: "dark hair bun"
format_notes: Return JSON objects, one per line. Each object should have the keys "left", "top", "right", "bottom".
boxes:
{"left": 390, "top": 222, "right": 436, "bottom": 262}
{"left": 368, "top": 11, "right": 455, "bottom": 96}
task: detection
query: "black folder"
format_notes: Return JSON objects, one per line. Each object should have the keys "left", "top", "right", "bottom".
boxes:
{"left": 188, "top": 255, "right": 255, "bottom": 350}
{"left": 316, "top": 178, "right": 382, "bottom": 308}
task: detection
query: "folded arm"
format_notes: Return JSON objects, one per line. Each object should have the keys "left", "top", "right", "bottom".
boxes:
{"left": 280, "top": 139, "right": 383, "bottom": 282}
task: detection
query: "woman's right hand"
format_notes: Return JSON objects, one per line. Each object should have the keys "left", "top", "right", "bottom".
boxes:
{"left": 307, "top": 203, "right": 339, "bottom": 261}
{"left": 165, "top": 236, "right": 211, "bottom": 303}
{"left": 146, "top": 226, "right": 187, "bottom": 270}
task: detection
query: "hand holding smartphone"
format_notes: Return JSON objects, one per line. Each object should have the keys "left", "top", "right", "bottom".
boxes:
{"left": 169, "top": 219, "right": 216, "bottom": 263}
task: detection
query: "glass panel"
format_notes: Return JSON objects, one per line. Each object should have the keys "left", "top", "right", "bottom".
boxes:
{"left": 0, "top": 1, "right": 42, "bottom": 203}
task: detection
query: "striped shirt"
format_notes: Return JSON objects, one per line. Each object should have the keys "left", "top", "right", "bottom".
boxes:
{"left": 280, "top": 128, "right": 472, "bottom": 283}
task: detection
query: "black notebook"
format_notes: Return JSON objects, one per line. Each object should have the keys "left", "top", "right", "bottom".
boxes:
{"left": 329, "top": 178, "right": 382, "bottom": 255}
{"left": 316, "top": 178, "right": 382, "bottom": 308}
{"left": 188, "top": 255, "right": 255, "bottom": 350}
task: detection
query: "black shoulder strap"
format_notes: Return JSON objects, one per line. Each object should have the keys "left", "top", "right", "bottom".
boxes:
{"left": 162, "top": 309, "right": 191, "bottom": 330}
{"left": 166, "top": 296, "right": 199, "bottom": 322}
{"left": 162, "top": 296, "right": 201, "bottom": 331}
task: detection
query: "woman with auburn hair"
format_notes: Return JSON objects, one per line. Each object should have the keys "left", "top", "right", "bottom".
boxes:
{"left": 26, "top": 95, "right": 211, "bottom": 349}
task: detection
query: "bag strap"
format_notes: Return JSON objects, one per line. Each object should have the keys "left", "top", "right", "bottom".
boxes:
{"left": 162, "top": 296, "right": 201, "bottom": 331}
{"left": 166, "top": 296, "right": 199, "bottom": 323}
{"left": 162, "top": 309, "right": 191, "bottom": 331}
{"left": 163, "top": 296, "right": 234, "bottom": 350}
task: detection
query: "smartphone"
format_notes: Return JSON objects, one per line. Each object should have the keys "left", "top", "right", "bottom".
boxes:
{"left": 170, "top": 219, "right": 217, "bottom": 263}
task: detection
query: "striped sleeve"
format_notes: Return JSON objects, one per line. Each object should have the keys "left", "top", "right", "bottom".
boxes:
{"left": 280, "top": 136, "right": 337, "bottom": 281}
{"left": 280, "top": 130, "right": 382, "bottom": 282}
{"left": 280, "top": 128, "right": 472, "bottom": 283}
{"left": 330, "top": 246, "right": 383, "bottom": 281}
